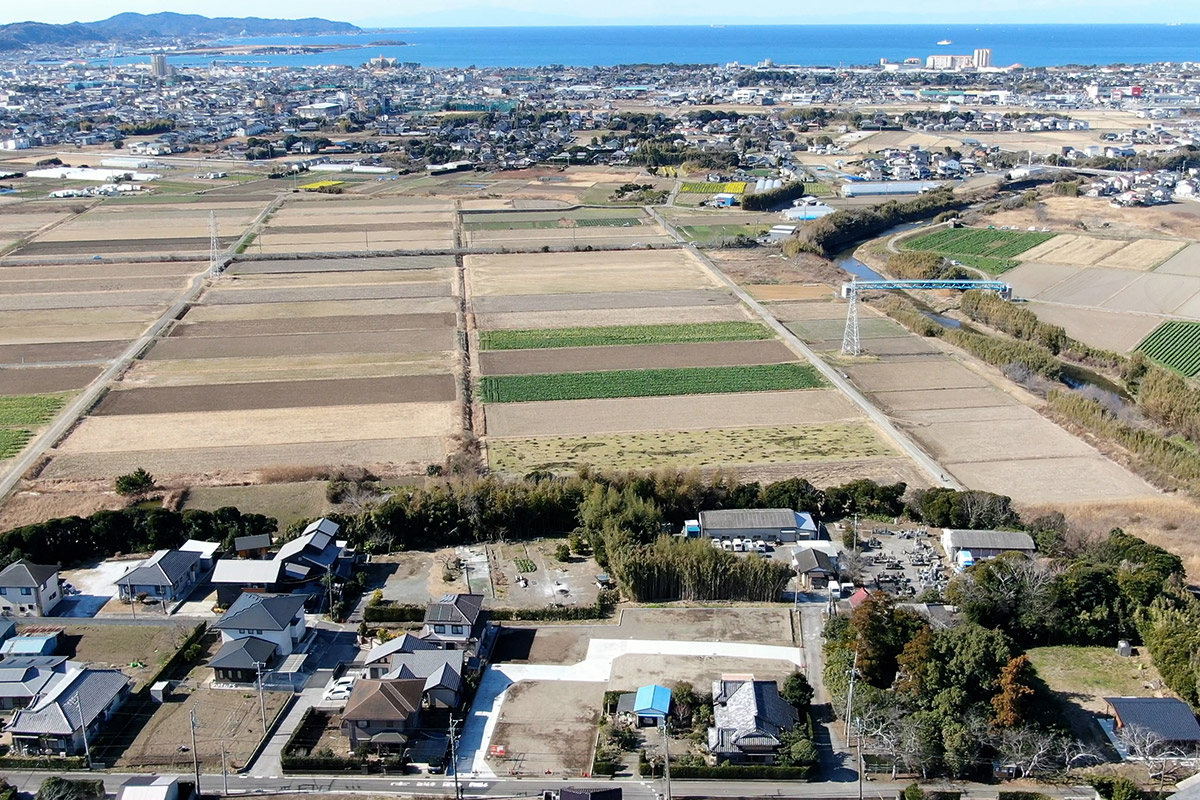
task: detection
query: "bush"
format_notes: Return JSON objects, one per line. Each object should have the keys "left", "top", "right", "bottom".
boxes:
{"left": 1090, "top": 776, "right": 1146, "bottom": 800}
{"left": 670, "top": 764, "right": 813, "bottom": 779}
{"left": 555, "top": 542, "right": 571, "bottom": 561}
{"left": 115, "top": 467, "right": 156, "bottom": 496}
{"left": 36, "top": 778, "right": 103, "bottom": 800}
{"left": 362, "top": 603, "right": 426, "bottom": 623}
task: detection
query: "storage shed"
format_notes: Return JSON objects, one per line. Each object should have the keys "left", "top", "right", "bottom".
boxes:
{"left": 940, "top": 529, "right": 1035, "bottom": 561}
{"left": 699, "top": 509, "right": 818, "bottom": 543}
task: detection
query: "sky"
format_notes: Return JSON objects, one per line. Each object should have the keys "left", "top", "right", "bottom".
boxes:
{"left": 4, "top": 0, "right": 1200, "bottom": 27}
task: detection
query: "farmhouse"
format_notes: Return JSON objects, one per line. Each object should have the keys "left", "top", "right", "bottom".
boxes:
{"left": 7, "top": 666, "right": 132, "bottom": 755}
{"left": 699, "top": 509, "right": 818, "bottom": 543}
{"left": 707, "top": 675, "right": 798, "bottom": 764}
{"left": 940, "top": 529, "right": 1036, "bottom": 561}
{"left": 0, "top": 560, "right": 62, "bottom": 617}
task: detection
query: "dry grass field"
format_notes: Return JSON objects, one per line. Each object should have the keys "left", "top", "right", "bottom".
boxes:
{"left": 475, "top": 304, "right": 750, "bottom": 331}
{"left": 976, "top": 195, "right": 1200, "bottom": 240}
{"left": 466, "top": 249, "right": 718, "bottom": 296}
{"left": 255, "top": 197, "right": 455, "bottom": 253}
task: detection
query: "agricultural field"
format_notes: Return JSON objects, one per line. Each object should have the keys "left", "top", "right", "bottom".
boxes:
{"left": 902, "top": 227, "right": 1056, "bottom": 273}
{"left": 478, "top": 321, "right": 772, "bottom": 350}
{"left": 460, "top": 207, "right": 673, "bottom": 248}
{"left": 480, "top": 363, "right": 824, "bottom": 403}
{"left": 253, "top": 196, "right": 455, "bottom": 254}
{"left": 679, "top": 181, "right": 748, "bottom": 194}
{"left": 38, "top": 254, "right": 465, "bottom": 484}
{"left": 1136, "top": 320, "right": 1200, "bottom": 376}
{"left": 0, "top": 391, "right": 70, "bottom": 458}
{"left": 466, "top": 249, "right": 720, "bottom": 296}
{"left": 678, "top": 223, "right": 771, "bottom": 244}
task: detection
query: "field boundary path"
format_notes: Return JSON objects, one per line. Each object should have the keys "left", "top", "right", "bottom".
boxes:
{"left": 0, "top": 197, "right": 282, "bottom": 504}
{"left": 646, "top": 207, "right": 961, "bottom": 490}
{"left": 458, "top": 637, "right": 805, "bottom": 778}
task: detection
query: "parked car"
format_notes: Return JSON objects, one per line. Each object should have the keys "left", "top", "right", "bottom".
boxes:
{"left": 323, "top": 685, "right": 353, "bottom": 701}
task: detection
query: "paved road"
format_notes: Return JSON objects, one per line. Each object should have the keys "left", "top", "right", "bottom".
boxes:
{"left": 0, "top": 196, "right": 282, "bottom": 505}
{"left": 646, "top": 206, "right": 961, "bottom": 490}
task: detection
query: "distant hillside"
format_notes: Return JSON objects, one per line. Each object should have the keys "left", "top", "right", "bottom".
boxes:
{"left": 0, "top": 12, "right": 361, "bottom": 50}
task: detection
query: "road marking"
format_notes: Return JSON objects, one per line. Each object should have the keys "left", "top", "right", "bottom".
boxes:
{"left": 468, "top": 782, "right": 489, "bottom": 788}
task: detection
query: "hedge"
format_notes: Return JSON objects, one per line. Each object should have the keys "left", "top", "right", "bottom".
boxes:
{"left": 998, "top": 792, "right": 1052, "bottom": 800}
{"left": 672, "top": 764, "right": 812, "bottom": 779}
{"left": 0, "top": 755, "right": 87, "bottom": 770}
{"left": 368, "top": 594, "right": 617, "bottom": 624}
{"left": 280, "top": 754, "right": 367, "bottom": 772}
{"left": 363, "top": 603, "right": 425, "bottom": 623}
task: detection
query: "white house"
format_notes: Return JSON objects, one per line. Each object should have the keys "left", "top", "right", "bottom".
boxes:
{"left": 209, "top": 592, "right": 307, "bottom": 682}
{"left": 0, "top": 560, "right": 62, "bottom": 617}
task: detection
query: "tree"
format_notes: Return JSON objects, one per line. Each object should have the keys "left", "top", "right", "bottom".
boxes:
{"left": 554, "top": 542, "right": 571, "bottom": 561}
{"left": 991, "top": 654, "right": 1036, "bottom": 727}
{"left": 781, "top": 670, "right": 814, "bottom": 710}
{"left": 115, "top": 467, "right": 156, "bottom": 497}
{"left": 37, "top": 778, "right": 101, "bottom": 800}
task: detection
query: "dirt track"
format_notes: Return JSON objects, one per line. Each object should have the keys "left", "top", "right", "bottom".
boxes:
{"left": 478, "top": 339, "right": 796, "bottom": 376}
{"left": 94, "top": 374, "right": 457, "bottom": 414}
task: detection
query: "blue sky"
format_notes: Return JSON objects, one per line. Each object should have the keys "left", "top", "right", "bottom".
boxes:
{"left": 5, "top": 0, "right": 1200, "bottom": 26}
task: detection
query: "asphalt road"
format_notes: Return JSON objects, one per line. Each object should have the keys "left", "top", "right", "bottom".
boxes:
{"left": 646, "top": 206, "right": 961, "bottom": 490}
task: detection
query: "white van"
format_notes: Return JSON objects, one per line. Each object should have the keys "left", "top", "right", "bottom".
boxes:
{"left": 732, "top": 538, "right": 745, "bottom": 552}
{"left": 721, "top": 539, "right": 734, "bottom": 551}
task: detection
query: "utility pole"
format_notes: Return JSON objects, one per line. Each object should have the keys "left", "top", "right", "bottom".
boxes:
{"left": 853, "top": 514, "right": 859, "bottom": 551}
{"left": 844, "top": 649, "right": 859, "bottom": 739}
{"left": 255, "top": 661, "right": 268, "bottom": 734}
{"left": 661, "top": 718, "right": 672, "bottom": 800}
{"left": 69, "top": 694, "right": 93, "bottom": 769}
{"left": 189, "top": 708, "right": 201, "bottom": 789}
{"left": 220, "top": 740, "right": 229, "bottom": 796}
{"left": 855, "top": 717, "right": 865, "bottom": 800}
{"left": 448, "top": 718, "right": 463, "bottom": 800}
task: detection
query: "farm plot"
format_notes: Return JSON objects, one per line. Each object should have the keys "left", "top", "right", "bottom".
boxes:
{"left": 471, "top": 289, "right": 736, "bottom": 315}
{"left": 461, "top": 208, "right": 672, "bottom": 247}
{"left": 1136, "top": 320, "right": 1200, "bottom": 376}
{"left": 488, "top": 422, "right": 893, "bottom": 474}
{"left": 680, "top": 182, "right": 748, "bottom": 194}
{"left": 1016, "top": 234, "right": 1128, "bottom": 267}
{"left": 1099, "top": 238, "right": 1185, "bottom": 270}
{"left": 478, "top": 321, "right": 771, "bottom": 350}
{"left": 479, "top": 340, "right": 796, "bottom": 376}
{"left": 476, "top": 305, "right": 750, "bottom": 330}
{"left": 256, "top": 198, "right": 455, "bottom": 253}
{"left": 146, "top": 329, "right": 455, "bottom": 360}
{"left": 0, "top": 392, "right": 68, "bottom": 457}
{"left": 1154, "top": 244, "right": 1200, "bottom": 277}
{"left": 481, "top": 363, "right": 824, "bottom": 403}
{"left": 902, "top": 227, "right": 1055, "bottom": 273}
{"left": 0, "top": 365, "right": 101, "bottom": 395}
{"left": 466, "top": 250, "right": 718, "bottom": 296}
{"left": 678, "top": 224, "right": 771, "bottom": 245}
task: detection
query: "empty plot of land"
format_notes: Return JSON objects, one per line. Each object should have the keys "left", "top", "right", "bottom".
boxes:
{"left": 1154, "top": 244, "right": 1200, "bottom": 277}
{"left": 483, "top": 389, "right": 861, "bottom": 436}
{"left": 148, "top": 329, "right": 455, "bottom": 360}
{"left": 476, "top": 304, "right": 749, "bottom": 331}
{"left": 225, "top": 269, "right": 452, "bottom": 288}
{"left": 0, "top": 366, "right": 101, "bottom": 395}
{"left": 183, "top": 296, "right": 457, "bottom": 323}
{"left": 846, "top": 359, "right": 990, "bottom": 392}
{"left": 471, "top": 289, "right": 735, "bottom": 314}
{"left": 1027, "top": 302, "right": 1162, "bottom": 352}
{"left": 467, "top": 250, "right": 716, "bottom": 296}
{"left": 1018, "top": 234, "right": 1128, "bottom": 266}
{"left": 95, "top": 374, "right": 456, "bottom": 415}
{"left": 872, "top": 386, "right": 1016, "bottom": 412}
{"left": 949, "top": 456, "right": 1155, "bottom": 504}
{"left": 489, "top": 422, "right": 894, "bottom": 473}
{"left": 901, "top": 408, "right": 1099, "bottom": 463}
{"left": 1098, "top": 239, "right": 1185, "bottom": 270}
{"left": 747, "top": 285, "right": 834, "bottom": 301}
{"left": 58, "top": 402, "right": 458, "bottom": 452}
{"left": 0, "top": 307, "right": 157, "bottom": 328}
{"left": 172, "top": 312, "right": 456, "bottom": 338}
{"left": 0, "top": 275, "right": 188, "bottom": 295}
{"left": 0, "top": 289, "right": 179, "bottom": 311}
{"left": 0, "top": 261, "right": 202, "bottom": 282}
{"left": 1037, "top": 268, "right": 1140, "bottom": 306}
{"left": 202, "top": 283, "right": 451, "bottom": 305}
{"left": 1100, "top": 273, "right": 1200, "bottom": 315}
{"left": 0, "top": 322, "right": 149, "bottom": 346}
{"left": 479, "top": 340, "right": 794, "bottom": 376}
{"left": 0, "top": 340, "right": 125, "bottom": 365}
{"left": 489, "top": 680, "right": 602, "bottom": 776}
{"left": 765, "top": 302, "right": 846, "bottom": 322}
{"left": 229, "top": 255, "right": 454, "bottom": 274}
{"left": 1003, "top": 262, "right": 1081, "bottom": 297}
{"left": 123, "top": 352, "right": 452, "bottom": 388}
{"left": 43, "top": 437, "right": 447, "bottom": 480}
{"left": 789, "top": 316, "right": 905, "bottom": 342}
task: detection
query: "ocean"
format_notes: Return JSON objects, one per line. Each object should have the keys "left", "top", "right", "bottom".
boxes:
{"left": 131, "top": 24, "right": 1200, "bottom": 70}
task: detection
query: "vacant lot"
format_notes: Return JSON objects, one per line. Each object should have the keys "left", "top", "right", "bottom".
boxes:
{"left": 476, "top": 304, "right": 750, "bottom": 331}
{"left": 489, "top": 680, "right": 603, "bottom": 776}
{"left": 484, "top": 389, "right": 860, "bottom": 436}
{"left": 123, "top": 352, "right": 452, "bottom": 388}
{"left": 1023, "top": 302, "right": 1160, "bottom": 354}
{"left": 95, "top": 374, "right": 456, "bottom": 414}
{"left": 1154, "top": 243, "right": 1200, "bottom": 277}
{"left": 171, "top": 312, "right": 455, "bottom": 338}
{"left": 478, "top": 321, "right": 770, "bottom": 350}
{"left": 471, "top": 289, "right": 736, "bottom": 315}
{"left": 146, "top": 329, "right": 455, "bottom": 359}
{"left": 182, "top": 482, "right": 329, "bottom": 528}
{"left": 64, "top": 622, "right": 196, "bottom": 690}
{"left": 466, "top": 250, "right": 716, "bottom": 296}
{"left": 479, "top": 340, "right": 795, "bottom": 376}
{"left": 481, "top": 363, "right": 824, "bottom": 403}
{"left": 488, "top": 422, "right": 893, "bottom": 473}
{"left": 1099, "top": 238, "right": 1185, "bottom": 270}
{"left": 184, "top": 296, "right": 457, "bottom": 323}
{"left": 0, "top": 366, "right": 98, "bottom": 395}
{"left": 1018, "top": 234, "right": 1127, "bottom": 266}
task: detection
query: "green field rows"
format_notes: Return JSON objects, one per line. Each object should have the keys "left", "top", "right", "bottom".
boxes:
{"left": 680, "top": 181, "right": 748, "bottom": 194}
{"left": 1136, "top": 320, "right": 1200, "bottom": 377}
{"left": 903, "top": 228, "right": 1055, "bottom": 261}
{"left": 0, "top": 429, "right": 33, "bottom": 460}
{"left": 479, "top": 322, "right": 773, "bottom": 350}
{"left": 0, "top": 394, "right": 67, "bottom": 426}
{"left": 480, "top": 363, "right": 824, "bottom": 402}
{"left": 679, "top": 224, "right": 771, "bottom": 244}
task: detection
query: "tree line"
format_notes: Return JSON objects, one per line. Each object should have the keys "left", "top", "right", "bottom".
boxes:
{"left": 794, "top": 189, "right": 975, "bottom": 256}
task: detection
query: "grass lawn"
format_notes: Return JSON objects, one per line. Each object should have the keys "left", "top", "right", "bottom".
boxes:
{"left": 479, "top": 321, "right": 773, "bottom": 350}
{"left": 488, "top": 422, "right": 894, "bottom": 473}
{"left": 1027, "top": 645, "right": 1164, "bottom": 700}
{"left": 480, "top": 363, "right": 825, "bottom": 403}
{"left": 679, "top": 224, "right": 771, "bottom": 244}
{"left": 183, "top": 482, "right": 330, "bottom": 529}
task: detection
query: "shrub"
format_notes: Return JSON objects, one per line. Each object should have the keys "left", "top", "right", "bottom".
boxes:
{"left": 555, "top": 543, "right": 571, "bottom": 561}
{"left": 115, "top": 468, "right": 156, "bottom": 497}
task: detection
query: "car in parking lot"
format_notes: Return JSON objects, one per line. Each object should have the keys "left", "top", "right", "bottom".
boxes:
{"left": 323, "top": 685, "right": 353, "bottom": 702}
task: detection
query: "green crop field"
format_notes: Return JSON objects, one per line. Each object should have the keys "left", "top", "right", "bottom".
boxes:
{"left": 0, "top": 394, "right": 67, "bottom": 427}
{"left": 679, "top": 224, "right": 771, "bottom": 244}
{"left": 903, "top": 227, "right": 1055, "bottom": 260}
{"left": 1136, "top": 321, "right": 1200, "bottom": 377}
{"left": 479, "top": 322, "right": 773, "bottom": 350}
{"left": 480, "top": 363, "right": 824, "bottom": 403}
{"left": 680, "top": 181, "right": 748, "bottom": 194}
{"left": 0, "top": 429, "right": 33, "bottom": 460}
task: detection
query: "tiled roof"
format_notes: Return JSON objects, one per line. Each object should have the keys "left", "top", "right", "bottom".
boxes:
{"left": 424, "top": 593, "right": 483, "bottom": 626}
{"left": 342, "top": 678, "right": 423, "bottom": 721}
{"left": 7, "top": 667, "right": 129, "bottom": 736}
{"left": 709, "top": 678, "right": 798, "bottom": 755}
{"left": 0, "top": 559, "right": 58, "bottom": 588}
{"left": 365, "top": 633, "right": 439, "bottom": 665}
{"left": 118, "top": 549, "right": 201, "bottom": 588}
{"left": 209, "top": 636, "right": 277, "bottom": 671}
{"left": 213, "top": 592, "right": 306, "bottom": 632}
{"left": 1106, "top": 697, "right": 1200, "bottom": 743}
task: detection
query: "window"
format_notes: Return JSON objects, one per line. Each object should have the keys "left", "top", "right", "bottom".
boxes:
{"left": 20, "top": 588, "right": 31, "bottom": 596}
{"left": 451, "top": 625, "right": 464, "bottom": 635}
{"left": 357, "top": 720, "right": 368, "bottom": 728}
{"left": 0, "top": 588, "right": 7, "bottom": 596}
{"left": 433, "top": 624, "right": 446, "bottom": 634}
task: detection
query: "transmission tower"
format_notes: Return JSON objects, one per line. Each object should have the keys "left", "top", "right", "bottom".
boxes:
{"left": 841, "top": 279, "right": 861, "bottom": 356}
{"left": 209, "top": 211, "right": 221, "bottom": 274}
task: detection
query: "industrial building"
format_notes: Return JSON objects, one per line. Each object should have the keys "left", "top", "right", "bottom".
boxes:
{"left": 840, "top": 180, "right": 942, "bottom": 198}
{"left": 940, "top": 529, "right": 1036, "bottom": 561}
{"left": 698, "top": 509, "right": 819, "bottom": 543}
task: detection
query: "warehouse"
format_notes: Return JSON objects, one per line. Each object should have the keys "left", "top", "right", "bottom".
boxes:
{"left": 698, "top": 509, "right": 818, "bottom": 543}
{"left": 840, "top": 180, "right": 942, "bottom": 198}
{"left": 940, "top": 529, "right": 1036, "bottom": 561}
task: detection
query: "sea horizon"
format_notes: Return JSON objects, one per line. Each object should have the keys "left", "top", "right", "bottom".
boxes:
{"left": 113, "top": 23, "right": 1200, "bottom": 70}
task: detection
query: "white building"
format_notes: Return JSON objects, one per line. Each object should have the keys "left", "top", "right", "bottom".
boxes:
{"left": 0, "top": 560, "right": 62, "bottom": 617}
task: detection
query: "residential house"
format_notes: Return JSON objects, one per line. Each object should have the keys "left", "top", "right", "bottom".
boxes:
{"left": 419, "top": 593, "right": 492, "bottom": 656}
{"left": 791, "top": 547, "right": 836, "bottom": 591}
{"left": 209, "top": 592, "right": 307, "bottom": 683}
{"left": 708, "top": 676, "right": 799, "bottom": 765}
{"left": 0, "top": 655, "right": 71, "bottom": 710}
{"left": 1, "top": 631, "right": 64, "bottom": 657}
{"left": 211, "top": 560, "right": 283, "bottom": 607}
{"left": 362, "top": 633, "right": 440, "bottom": 678}
{"left": 233, "top": 534, "right": 272, "bottom": 559}
{"left": 211, "top": 518, "right": 347, "bottom": 606}
{"left": 340, "top": 678, "right": 424, "bottom": 751}
{"left": 380, "top": 650, "right": 465, "bottom": 709}
{"left": 117, "top": 550, "right": 203, "bottom": 605}
{"left": 275, "top": 518, "right": 349, "bottom": 584}
{"left": 0, "top": 560, "right": 62, "bottom": 617}
{"left": 8, "top": 666, "right": 132, "bottom": 755}
{"left": 179, "top": 539, "right": 220, "bottom": 572}
{"left": 1104, "top": 697, "right": 1200, "bottom": 754}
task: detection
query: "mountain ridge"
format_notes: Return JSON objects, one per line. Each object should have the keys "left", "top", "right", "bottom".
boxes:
{"left": 0, "top": 12, "right": 361, "bottom": 50}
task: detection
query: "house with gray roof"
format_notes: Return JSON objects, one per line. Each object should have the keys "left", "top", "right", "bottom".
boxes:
{"left": 1105, "top": 697, "right": 1200, "bottom": 753}
{"left": 0, "top": 559, "right": 62, "bottom": 617}
{"left": 117, "top": 549, "right": 203, "bottom": 605}
{"left": 420, "top": 593, "right": 493, "bottom": 656}
{"left": 211, "top": 559, "right": 283, "bottom": 607}
{"left": 211, "top": 592, "right": 307, "bottom": 673}
{"left": 210, "top": 518, "right": 348, "bottom": 607}
{"left": 340, "top": 678, "right": 424, "bottom": 751}
{"left": 363, "top": 633, "right": 439, "bottom": 678}
{"left": 707, "top": 676, "right": 799, "bottom": 765}
{"left": 7, "top": 665, "right": 131, "bottom": 755}
{"left": 209, "top": 636, "right": 277, "bottom": 684}
{"left": 0, "top": 655, "right": 71, "bottom": 710}
{"left": 380, "top": 649, "right": 465, "bottom": 709}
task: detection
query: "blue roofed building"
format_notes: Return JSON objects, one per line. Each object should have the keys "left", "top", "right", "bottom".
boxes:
{"left": 633, "top": 683, "right": 672, "bottom": 727}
